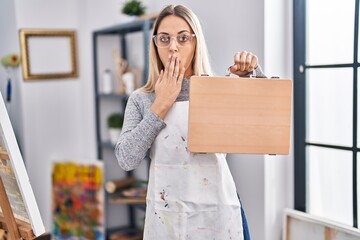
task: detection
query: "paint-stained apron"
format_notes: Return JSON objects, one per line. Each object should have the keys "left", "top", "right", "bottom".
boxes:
{"left": 143, "top": 101, "right": 244, "bottom": 240}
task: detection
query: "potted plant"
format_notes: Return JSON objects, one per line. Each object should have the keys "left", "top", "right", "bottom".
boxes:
{"left": 121, "top": 0, "right": 146, "bottom": 17}
{"left": 107, "top": 113, "right": 124, "bottom": 145}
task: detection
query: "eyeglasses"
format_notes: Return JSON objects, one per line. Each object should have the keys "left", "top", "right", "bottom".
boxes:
{"left": 153, "top": 32, "right": 196, "bottom": 48}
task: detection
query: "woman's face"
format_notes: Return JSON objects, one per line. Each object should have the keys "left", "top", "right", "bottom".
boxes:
{"left": 156, "top": 15, "right": 196, "bottom": 77}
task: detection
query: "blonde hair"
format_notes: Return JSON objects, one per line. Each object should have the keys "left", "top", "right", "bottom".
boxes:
{"left": 142, "top": 4, "right": 213, "bottom": 92}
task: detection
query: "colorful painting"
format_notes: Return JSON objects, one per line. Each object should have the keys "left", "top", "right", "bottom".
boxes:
{"left": 52, "top": 161, "right": 104, "bottom": 240}
{"left": 0, "top": 92, "right": 45, "bottom": 237}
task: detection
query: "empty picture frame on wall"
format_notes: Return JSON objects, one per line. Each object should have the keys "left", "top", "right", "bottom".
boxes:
{"left": 19, "top": 29, "right": 78, "bottom": 80}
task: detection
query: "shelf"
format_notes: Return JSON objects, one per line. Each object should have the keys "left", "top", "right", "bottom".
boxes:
{"left": 108, "top": 197, "right": 146, "bottom": 205}
{"left": 94, "top": 18, "right": 155, "bottom": 35}
{"left": 106, "top": 227, "right": 143, "bottom": 240}
{"left": 97, "top": 93, "right": 129, "bottom": 101}
{"left": 107, "top": 187, "right": 146, "bottom": 205}
{"left": 0, "top": 150, "right": 9, "bottom": 160}
{"left": 94, "top": 17, "right": 154, "bottom": 234}
{"left": 101, "top": 141, "right": 115, "bottom": 149}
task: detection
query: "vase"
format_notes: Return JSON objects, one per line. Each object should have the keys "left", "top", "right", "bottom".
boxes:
{"left": 124, "top": 15, "right": 138, "bottom": 22}
{"left": 109, "top": 128, "right": 122, "bottom": 145}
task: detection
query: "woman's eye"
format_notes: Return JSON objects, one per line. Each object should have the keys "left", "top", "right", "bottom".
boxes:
{"left": 178, "top": 35, "right": 189, "bottom": 42}
{"left": 160, "top": 36, "right": 170, "bottom": 42}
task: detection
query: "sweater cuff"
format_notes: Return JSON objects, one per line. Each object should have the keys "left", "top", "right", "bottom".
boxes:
{"left": 242, "top": 65, "right": 266, "bottom": 78}
{"left": 253, "top": 65, "right": 267, "bottom": 78}
{"left": 143, "top": 110, "right": 166, "bottom": 137}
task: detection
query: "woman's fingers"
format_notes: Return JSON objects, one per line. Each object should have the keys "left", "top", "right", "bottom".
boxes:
{"left": 248, "top": 55, "right": 258, "bottom": 72}
{"left": 164, "top": 56, "right": 181, "bottom": 83}
{"left": 238, "top": 51, "right": 247, "bottom": 71}
{"left": 163, "top": 59, "right": 170, "bottom": 79}
{"left": 234, "top": 51, "right": 248, "bottom": 71}
{"left": 167, "top": 56, "right": 176, "bottom": 79}
{"left": 245, "top": 52, "right": 253, "bottom": 70}
{"left": 173, "top": 58, "right": 180, "bottom": 80}
{"left": 229, "top": 64, "right": 239, "bottom": 74}
{"left": 156, "top": 56, "right": 182, "bottom": 91}
{"left": 177, "top": 66, "right": 186, "bottom": 85}
{"left": 231, "top": 51, "right": 258, "bottom": 76}
{"left": 154, "top": 69, "right": 163, "bottom": 91}
{"left": 154, "top": 57, "right": 183, "bottom": 110}
{"left": 158, "top": 69, "right": 164, "bottom": 82}
{"left": 237, "top": 51, "right": 253, "bottom": 71}
{"left": 234, "top": 52, "right": 241, "bottom": 69}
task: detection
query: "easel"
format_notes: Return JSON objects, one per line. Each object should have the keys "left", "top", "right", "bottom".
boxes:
{"left": 0, "top": 151, "right": 34, "bottom": 240}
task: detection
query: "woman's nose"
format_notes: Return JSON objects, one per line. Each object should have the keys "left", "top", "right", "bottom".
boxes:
{"left": 169, "top": 38, "right": 178, "bottom": 52}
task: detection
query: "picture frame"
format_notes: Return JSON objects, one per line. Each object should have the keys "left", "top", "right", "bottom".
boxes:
{"left": 19, "top": 29, "right": 78, "bottom": 80}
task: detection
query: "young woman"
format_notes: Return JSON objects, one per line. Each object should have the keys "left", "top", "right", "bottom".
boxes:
{"left": 115, "top": 4, "right": 266, "bottom": 239}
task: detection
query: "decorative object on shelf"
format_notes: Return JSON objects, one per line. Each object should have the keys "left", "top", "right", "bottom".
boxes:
{"left": 112, "top": 49, "right": 127, "bottom": 95}
{"left": 121, "top": 0, "right": 146, "bottom": 17}
{"left": 106, "top": 177, "right": 147, "bottom": 204}
{"left": 107, "top": 113, "right": 124, "bottom": 145}
{"left": 122, "top": 71, "right": 135, "bottom": 95}
{"left": 131, "top": 67, "right": 143, "bottom": 90}
{"left": 52, "top": 161, "right": 104, "bottom": 240}
{"left": 19, "top": 29, "right": 78, "bottom": 80}
{"left": 1, "top": 53, "right": 20, "bottom": 105}
{"left": 105, "top": 176, "right": 136, "bottom": 193}
{"left": 102, "top": 69, "right": 113, "bottom": 94}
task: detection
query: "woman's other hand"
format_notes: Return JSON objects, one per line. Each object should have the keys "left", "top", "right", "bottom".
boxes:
{"left": 151, "top": 56, "right": 185, "bottom": 119}
{"left": 229, "top": 51, "right": 258, "bottom": 77}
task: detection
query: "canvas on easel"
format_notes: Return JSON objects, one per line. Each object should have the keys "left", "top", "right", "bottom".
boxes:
{"left": 0, "top": 91, "right": 45, "bottom": 239}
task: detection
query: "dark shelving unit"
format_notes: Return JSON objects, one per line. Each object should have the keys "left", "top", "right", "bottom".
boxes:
{"left": 92, "top": 18, "right": 155, "bottom": 238}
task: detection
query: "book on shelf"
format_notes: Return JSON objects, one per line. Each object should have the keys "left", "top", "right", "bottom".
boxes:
{"left": 105, "top": 176, "right": 137, "bottom": 193}
{"left": 122, "top": 187, "right": 146, "bottom": 198}
{"left": 108, "top": 188, "right": 147, "bottom": 204}
{"left": 105, "top": 177, "right": 147, "bottom": 204}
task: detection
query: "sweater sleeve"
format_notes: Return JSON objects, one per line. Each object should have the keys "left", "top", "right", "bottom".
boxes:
{"left": 242, "top": 65, "right": 267, "bottom": 78}
{"left": 253, "top": 65, "right": 267, "bottom": 78}
{"left": 114, "top": 92, "right": 166, "bottom": 171}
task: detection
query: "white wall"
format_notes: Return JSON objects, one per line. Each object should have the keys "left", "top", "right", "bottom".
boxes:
{"left": 263, "top": 0, "right": 294, "bottom": 240}
{"left": 13, "top": 0, "right": 85, "bottom": 231}
{"left": 0, "top": 0, "right": 293, "bottom": 239}
{"left": 0, "top": 0, "right": 24, "bottom": 152}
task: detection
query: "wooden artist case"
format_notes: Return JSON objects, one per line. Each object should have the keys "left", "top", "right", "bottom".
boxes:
{"left": 187, "top": 76, "right": 292, "bottom": 155}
